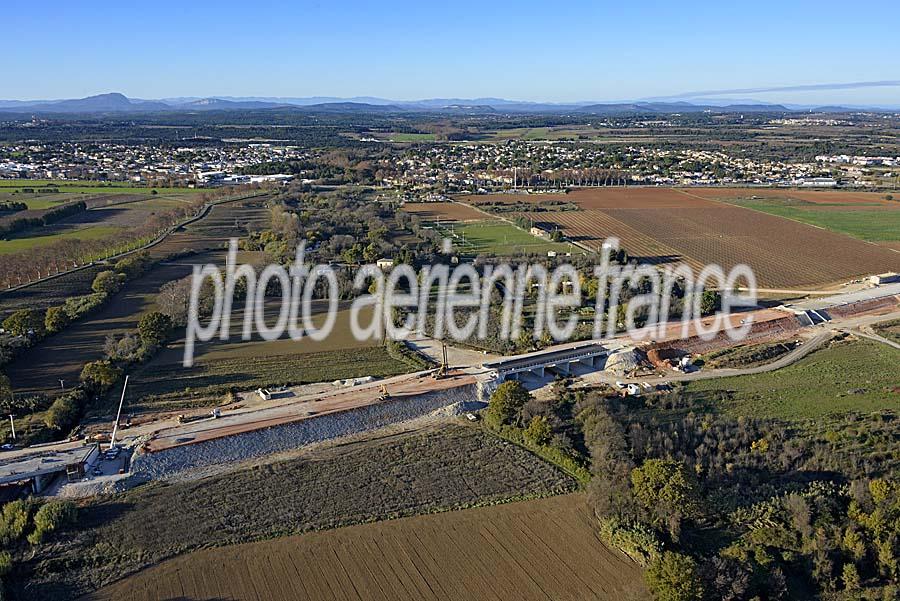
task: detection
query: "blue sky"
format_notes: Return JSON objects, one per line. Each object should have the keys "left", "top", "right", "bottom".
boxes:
{"left": 6, "top": 0, "right": 900, "bottom": 104}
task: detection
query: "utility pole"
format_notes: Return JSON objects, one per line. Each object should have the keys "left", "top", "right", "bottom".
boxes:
{"left": 8, "top": 415, "right": 15, "bottom": 441}
{"left": 110, "top": 375, "right": 129, "bottom": 448}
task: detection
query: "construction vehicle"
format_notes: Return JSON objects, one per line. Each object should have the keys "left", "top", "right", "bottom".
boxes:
{"left": 433, "top": 342, "right": 450, "bottom": 379}
{"left": 379, "top": 384, "right": 391, "bottom": 401}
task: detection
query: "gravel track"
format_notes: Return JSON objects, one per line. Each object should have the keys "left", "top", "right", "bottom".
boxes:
{"left": 132, "top": 384, "right": 480, "bottom": 480}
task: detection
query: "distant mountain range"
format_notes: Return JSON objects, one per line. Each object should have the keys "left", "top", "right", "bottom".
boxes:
{"left": 0, "top": 92, "right": 895, "bottom": 115}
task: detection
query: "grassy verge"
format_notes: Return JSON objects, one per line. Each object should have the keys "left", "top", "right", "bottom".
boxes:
{"left": 685, "top": 337, "right": 900, "bottom": 420}
{"left": 125, "top": 346, "right": 417, "bottom": 412}
{"left": 697, "top": 340, "right": 797, "bottom": 369}
{"left": 873, "top": 318, "right": 900, "bottom": 345}
{"left": 0, "top": 225, "right": 123, "bottom": 254}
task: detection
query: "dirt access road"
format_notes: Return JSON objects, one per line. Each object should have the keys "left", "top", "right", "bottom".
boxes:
{"left": 144, "top": 369, "right": 476, "bottom": 452}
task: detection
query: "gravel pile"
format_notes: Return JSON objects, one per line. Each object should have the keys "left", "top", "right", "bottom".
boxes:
{"left": 132, "top": 384, "right": 478, "bottom": 481}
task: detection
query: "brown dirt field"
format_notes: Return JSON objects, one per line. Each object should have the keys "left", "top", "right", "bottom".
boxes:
{"left": 570, "top": 187, "right": 722, "bottom": 209}
{"left": 457, "top": 193, "right": 556, "bottom": 206}
{"left": 689, "top": 187, "right": 894, "bottom": 205}
{"left": 607, "top": 206, "right": 898, "bottom": 286}
{"left": 520, "top": 209, "right": 705, "bottom": 270}
{"left": 499, "top": 188, "right": 900, "bottom": 288}
{"left": 401, "top": 201, "right": 488, "bottom": 222}
{"left": 87, "top": 493, "right": 646, "bottom": 601}
{"left": 647, "top": 310, "right": 803, "bottom": 356}
{"left": 461, "top": 188, "right": 721, "bottom": 209}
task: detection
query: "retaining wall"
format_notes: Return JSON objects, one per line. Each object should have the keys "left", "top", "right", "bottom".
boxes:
{"left": 131, "top": 383, "right": 480, "bottom": 481}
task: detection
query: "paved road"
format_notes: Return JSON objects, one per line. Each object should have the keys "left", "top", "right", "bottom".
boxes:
{"left": 577, "top": 329, "right": 836, "bottom": 388}
{"left": 850, "top": 329, "right": 900, "bottom": 351}
{"left": 573, "top": 309, "right": 900, "bottom": 388}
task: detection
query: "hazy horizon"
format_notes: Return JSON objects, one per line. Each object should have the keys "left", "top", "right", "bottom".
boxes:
{"left": 7, "top": 0, "right": 900, "bottom": 106}
{"left": 3, "top": 82, "right": 900, "bottom": 109}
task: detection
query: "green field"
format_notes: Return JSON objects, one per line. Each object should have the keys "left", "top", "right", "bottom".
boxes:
{"left": 0, "top": 180, "right": 195, "bottom": 195}
{"left": 686, "top": 338, "right": 900, "bottom": 420}
{"left": 733, "top": 199, "right": 900, "bottom": 242}
{"left": 387, "top": 132, "right": 437, "bottom": 142}
{"left": 440, "top": 220, "right": 579, "bottom": 256}
{"left": 487, "top": 126, "right": 609, "bottom": 141}
{"left": 0, "top": 225, "right": 121, "bottom": 254}
{"left": 119, "top": 302, "right": 410, "bottom": 409}
{"left": 0, "top": 192, "right": 200, "bottom": 256}
{"left": 0, "top": 192, "right": 85, "bottom": 210}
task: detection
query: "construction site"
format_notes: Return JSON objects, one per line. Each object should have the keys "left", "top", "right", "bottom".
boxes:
{"left": 1, "top": 279, "right": 899, "bottom": 496}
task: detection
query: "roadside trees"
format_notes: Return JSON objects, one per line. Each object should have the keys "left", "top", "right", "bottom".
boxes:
{"left": 486, "top": 380, "right": 532, "bottom": 427}
{"left": 2, "top": 309, "right": 43, "bottom": 337}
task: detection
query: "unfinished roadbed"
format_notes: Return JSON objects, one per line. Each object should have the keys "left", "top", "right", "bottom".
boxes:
{"left": 131, "top": 371, "right": 481, "bottom": 480}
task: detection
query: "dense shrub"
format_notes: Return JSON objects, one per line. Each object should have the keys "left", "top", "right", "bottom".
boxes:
{"left": 43, "top": 389, "right": 86, "bottom": 432}
{"left": 524, "top": 415, "right": 552, "bottom": 445}
{"left": 645, "top": 551, "right": 704, "bottom": 601}
{"left": 62, "top": 292, "right": 107, "bottom": 321}
{"left": 113, "top": 252, "right": 153, "bottom": 278}
{"left": 0, "top": 500, "right": 31, "bottom": 546}
{"left": 1, "top": 309, "right": 43, "bottom": 337}
{"left": 485, "top": 380, "right": 531, "bottom": 427}
{"left": 43, "top": 306, "right": 70, "bottom": 334}
{"left": 91, "top": 270, "right": 125, "bottom": 295}
{"left": 79, "top": 361, "right": 122, "bottom": 393}
{"left": 26, "top": 501, "right": 76, "bottom": 545}
{"left": 0, "top": 549, "right": 11, "bottom": 578}
{"left": 137, "top": 312, "right": 172, "bottom": 347}
{"left": 0, "top": 201, "right": 27, "bottom": 213}
{"left": 597, "top": 516, "right": 662, "bottom": 567}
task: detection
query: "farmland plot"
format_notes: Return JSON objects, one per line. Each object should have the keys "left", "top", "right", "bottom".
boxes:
{"left": 401, "top": 201, "right": 489, "bottom": 222}
{"left": 3, "top": 199, "right": 272, "bottom": 397}
{"left": 18, "top": 425, "right": 581, "bottom": 601}
{"left": 88, "top": 493, "right": 643, "bottom": 601}
{"left": 488, "top": 187, "right": 900, "bottom": 288}
{"left": 689, "top": 187, "right": 896, "bottom": 206}
{"left": 0, "top": 265, "right": 106, "bottom": 320}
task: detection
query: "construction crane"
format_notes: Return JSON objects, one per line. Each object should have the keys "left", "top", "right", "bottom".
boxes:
{"left": 109, "top": 375, "right": 129, "bottom": 449}
{"left": 433, "top": 342, "right": 449, "bottom": 379}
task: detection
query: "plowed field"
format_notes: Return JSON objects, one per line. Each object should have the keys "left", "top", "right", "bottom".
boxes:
{"left": 88, "top": 494, "right": 644, "bottom": 601}
{"left": 467, "top": 188, "right": 900, "bottom": 288}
